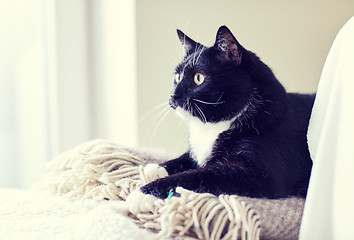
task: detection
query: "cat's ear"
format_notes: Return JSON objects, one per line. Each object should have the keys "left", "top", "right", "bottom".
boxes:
{"left": 177, "top": 29, "right": 197, "bottom": 55}
{"left": 214, "top": 26, "right": 242, "bottom": 65}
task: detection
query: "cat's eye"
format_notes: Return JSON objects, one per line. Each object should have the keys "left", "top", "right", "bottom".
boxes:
{"left": 175, "top": 73, "right": 181, "bottom": 83}
{"left": 194, "top": 73, "right": 205, "bottom": 85}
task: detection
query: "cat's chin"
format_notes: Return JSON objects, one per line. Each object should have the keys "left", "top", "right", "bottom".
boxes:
{"left": 176, "top": 107, "right": 192, "bottom": 121}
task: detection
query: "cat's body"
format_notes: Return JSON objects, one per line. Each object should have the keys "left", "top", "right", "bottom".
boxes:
{"left": 141, "top": 26, "right": 314, "bottom": 199}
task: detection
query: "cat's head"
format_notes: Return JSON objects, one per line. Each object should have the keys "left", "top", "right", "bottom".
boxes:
{"left": 169, "top": 26, "right": 285, "bottom": 124}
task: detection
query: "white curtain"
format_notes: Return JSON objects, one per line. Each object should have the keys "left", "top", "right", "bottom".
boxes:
{"left": 0, "top": 0, "right": 138, "bottom": 189}
{"left": 0, "top": 0, "right": 48, "bottom": 188}
{"left": 300, "top": 17, "right": 354, "bottom": 239}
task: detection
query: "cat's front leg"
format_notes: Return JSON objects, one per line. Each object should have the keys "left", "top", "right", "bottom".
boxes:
{"left": 141, "top": 152, "right": 197, "bottom": 185}
{"left": 140, "top": 168, "right": 212, "bottom": 199}
{"left": 160, "top": 152, "right": 197, "bottom": 175}
{"left": 141, "top": 164, "right": 278, "bottom": 199}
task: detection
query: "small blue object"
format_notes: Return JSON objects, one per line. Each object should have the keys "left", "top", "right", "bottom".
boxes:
{"left": 167, "top": 189, "right": 174, "bottom": 199}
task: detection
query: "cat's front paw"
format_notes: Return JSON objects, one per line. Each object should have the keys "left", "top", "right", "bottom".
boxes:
{"left": 140, "top": 163, "right": 168, "bottom": 184}
{"left": 125, "top": 188, "right": 159, "bottom": 215}
{"left": 141, "top": 179, "right": 178, "bottom": 199}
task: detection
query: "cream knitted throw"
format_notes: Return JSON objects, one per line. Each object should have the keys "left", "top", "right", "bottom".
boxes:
{"left": 33, "top": 139, "right": 305, "bottom": 240}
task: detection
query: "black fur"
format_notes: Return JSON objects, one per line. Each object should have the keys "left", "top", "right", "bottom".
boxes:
{"left": 141, "top": 26, "right": 314, "bottom": 199}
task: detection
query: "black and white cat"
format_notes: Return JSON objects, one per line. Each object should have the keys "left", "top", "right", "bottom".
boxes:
{"left": 141, "top": 26, "right": 315, "bottom": 199}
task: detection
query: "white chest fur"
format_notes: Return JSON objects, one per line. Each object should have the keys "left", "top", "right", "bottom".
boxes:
{"left": 176, "top": 107, "right": 235, "bottom": 166}
{"left": 189, "top": 117, "right": 234, "bottom": 166}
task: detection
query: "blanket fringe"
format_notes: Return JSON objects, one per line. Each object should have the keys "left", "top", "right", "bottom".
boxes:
{"left": 136, "top": 188, "right": 260, "bottom": 240}
{"left": 32, "top": 139, "right": 143, "bottom": 201}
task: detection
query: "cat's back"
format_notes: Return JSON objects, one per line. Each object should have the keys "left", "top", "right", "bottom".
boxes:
{"left": 222, "top": 92, "right": 315, "bottom": 166}
{"left": 284, "top": 93, "right": 315, "bottom": 133}
{"left": 287, "top": 93, "right": 315, "bottom": 114}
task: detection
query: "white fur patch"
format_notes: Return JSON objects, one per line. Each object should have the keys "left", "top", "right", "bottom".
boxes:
{"left": 189, "top": 117, "right": 234, "bottom": 166}
{"left": 125, "top": 189, "right": 159, "bottom": 215}
{"left": 140, "top": 164, "right": 168, "bottom": 184}
{"left": 176, "top": 107, "right": 235, "bottom": 166}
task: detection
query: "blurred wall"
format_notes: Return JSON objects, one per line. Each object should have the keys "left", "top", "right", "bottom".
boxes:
{"left": 136, "top": 0, "right": 354, "bottom": 155}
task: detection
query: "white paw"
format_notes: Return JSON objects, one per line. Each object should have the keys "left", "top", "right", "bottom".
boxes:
{"left": 140, "top": 163, "right": 168, "bottom": 184}
{"left": 125, "top": 189, "right": 158, "bottom": 215}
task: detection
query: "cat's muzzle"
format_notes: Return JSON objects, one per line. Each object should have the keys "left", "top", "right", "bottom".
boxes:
{"left": 169, "top": 94, "right": 179, "bottom": 109}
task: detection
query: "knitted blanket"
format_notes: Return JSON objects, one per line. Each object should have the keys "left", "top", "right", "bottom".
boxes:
{"left": 31, "top": 139, "right": 305, "bottom": 240}
{"left": 0, "top": 189, "right": 156, "bottom": 240}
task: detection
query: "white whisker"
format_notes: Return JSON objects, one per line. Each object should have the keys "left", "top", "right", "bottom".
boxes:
{"left": 139, "top": 102, "right": 169, "bottom": 122}
{"left": 149, "top": 106, "right": 172, "bottom": 145}
{"left": 195, "top": 46, "right": 206, "bottom": 66}
{"left": 139, "top": 101, "right": 172, "bottom": 146}
{"left": 194, "top": 102, "right": 207, "bottom": 123}
{"left": 140, "top": 104, "right": 169, "bottom": 131}
{"left": 193, "top": 98, "right": 225, "bottom": 106}
{"left": 193, "top": 43, "right": 198, "bottom": 64}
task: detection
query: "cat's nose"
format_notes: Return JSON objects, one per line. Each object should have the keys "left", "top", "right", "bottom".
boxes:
{"left": 170, "top": 93, "right": 180, "bottom": 99}
{"left": 169, "top": 93, "right": 180, "bottom": 109}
